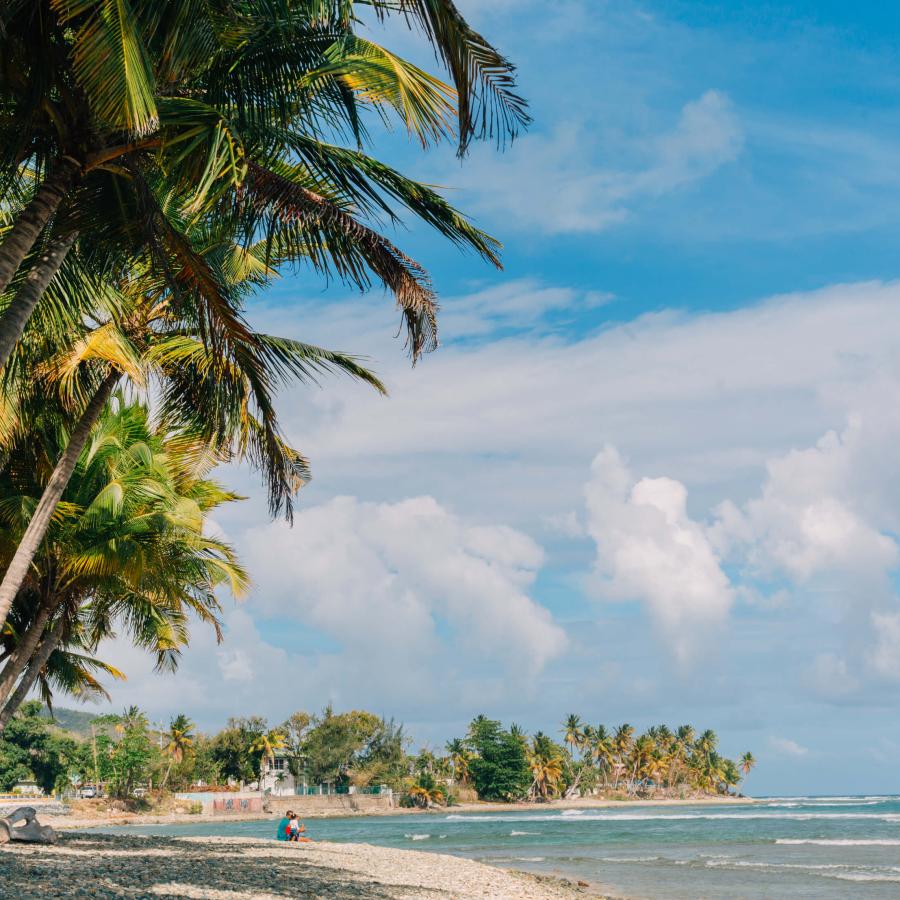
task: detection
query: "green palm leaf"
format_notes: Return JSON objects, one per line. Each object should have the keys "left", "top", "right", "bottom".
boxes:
{"left": 51, "top": 0, "right": 159, "bottom": 136}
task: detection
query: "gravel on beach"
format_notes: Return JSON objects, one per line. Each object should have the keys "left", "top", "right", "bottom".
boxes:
{"left": 0, "top": 833, "right": 607, "bottom": 899}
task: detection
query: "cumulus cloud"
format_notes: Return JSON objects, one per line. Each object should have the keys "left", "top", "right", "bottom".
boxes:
{"left": 271, "top": 280, "right": 900, "bottom": 532}
{"left": 452, "top": 90, "right": 742, "bottom": 234}
{"left": 710, "top": 416, "right": 900, "bottom": 691}
{"left": 84, "top": 278, "right": 900, "bottom": 741}
{"left": 712, "top": 419, "right": 899, "bottom": 584}
{"left": 584, "top": 446, "right": 734, "bottom": 665}
{"left": 241, "top": 495, "right": 567, "bottom": 674}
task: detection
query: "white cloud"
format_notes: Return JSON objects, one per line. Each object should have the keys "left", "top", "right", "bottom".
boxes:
{"left": 217, "top": 648, "right": 254, "bottom": 683}
{"left": 708, "top": 414, "right": 900, "bottom": 689}
{"left": 713, "top": 419, "right": 899, "bottom": 584}
{"left": 769, "top": 736, "right": 809, "bottom": 757}
{"left": 439, "top": 279, "right": 613, "bottom": 340}
{"left": 869, "top": 613, "right": 900, "bottom": 681}
{"left": 804, "top": 653, "right": 861, "bottom": 700}
{"left": 86, "top": 495, "right": 563, "bottom": 727}
{"left": 241, "top": 495, "right": 567, "bottom": 673}
{"left": 245, "top": 280, "right": 900, "bottom": 689}
{"left": 451, "top": 90, "right": 742, "bottom": 234}
{"left": 584, "top": 446, "right": 733, "bottom": 665}
{"left": 86, "top": 278, "right": 900, "bottom": 736}
{"left": 267, "top": 280, "right": 900, "bottom": 537}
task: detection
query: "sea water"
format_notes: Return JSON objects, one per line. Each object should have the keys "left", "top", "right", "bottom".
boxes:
{"left": 99, "top": 795, "right": 900, "bottom": 898}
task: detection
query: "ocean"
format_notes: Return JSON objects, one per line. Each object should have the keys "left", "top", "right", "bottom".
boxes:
{"left": 100, "top": 795, "right": 900, "bottom": 898}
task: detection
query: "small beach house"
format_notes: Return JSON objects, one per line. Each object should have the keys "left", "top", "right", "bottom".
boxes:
{"left": 260, "top": 749, "right": 306, "bottom": 795}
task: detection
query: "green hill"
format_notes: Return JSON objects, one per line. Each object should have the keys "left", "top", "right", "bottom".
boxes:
{"left": 38, "top": 706, "right": 103, "bottom": 738}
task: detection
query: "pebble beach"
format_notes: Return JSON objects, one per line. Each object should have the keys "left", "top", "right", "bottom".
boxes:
{"left": 0, "top": 832, "right": 606, "bottom": 899}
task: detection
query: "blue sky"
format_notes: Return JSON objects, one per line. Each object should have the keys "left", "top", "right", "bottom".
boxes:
{"left": 95, "top": 1, "right": 900, "bottom": 795}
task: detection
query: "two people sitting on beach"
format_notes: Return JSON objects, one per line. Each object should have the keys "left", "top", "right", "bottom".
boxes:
{"left": 276, "top": 810, "right": 310, "bottom": 843}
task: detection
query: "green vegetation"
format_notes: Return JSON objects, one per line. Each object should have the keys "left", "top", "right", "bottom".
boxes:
{"left": 0, "top": 1, "right": 526, "bottom": 727}
{"left": 465, "top": 716, "right": 531, "bottom": 801}
{"left": 2, "top": 703, "right": 756, "bottom": 806}
{"left": 37, "top": 705, "right": 101, "bottom": 738}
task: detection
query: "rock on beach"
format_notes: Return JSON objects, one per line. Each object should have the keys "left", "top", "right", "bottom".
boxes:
{"left": 0, "top": 832, "right": 606, "bottom": 899}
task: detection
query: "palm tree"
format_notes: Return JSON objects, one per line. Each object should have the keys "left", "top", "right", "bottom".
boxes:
{"left": 590, "top": 725, "right": 614, "bottom": 789}
{"left": 0, "top": 0, "right": 530, "bottom": 636}
{"left": 0, "top": 399, "right": 249, "bottom": 726}
{"left": 0, "top": 220, "right": 381, "bottom": 636}
{"left": 445, "top": 738, "right": 472, "bottom": 785}
{"left": 695, "top": 729, "right": 719, "bottom": 765}
{"left": 611, "top": 724, "right": 634, "bottom": 790}
{"left": 740, "top": 752, "right": 756, "bottom": 780}
{"left": 163, "top": 715, "right": 196, "bottom": 788}
{"left": 528, "top": 732, "right": 564, "bottom": 802}
{"left": 407, "top": 771, "right": 445, "bottom": 808}
{"left": 721, "top": 759, "right": 741, "bottom": 795}
{"left": 118, "top": 706, "right": 149, "bottom": 733}
{"left": 250, "top": 729, "right": 287, "bottom": 784}
{"left": 629, "top": 734, "right": 657, "bottom": 793}
{"left": 562, "top": 714, "right": 584, "bottom": 759}
{"left": 0, "top": 0, "right": 527, "bottom": 367}
{"left": 509, "top": 723, "right": 528, "bottom": 747}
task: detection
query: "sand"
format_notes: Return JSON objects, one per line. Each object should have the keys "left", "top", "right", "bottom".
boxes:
{"left": 0, "top": 832, "right": 609, "bottom": 899}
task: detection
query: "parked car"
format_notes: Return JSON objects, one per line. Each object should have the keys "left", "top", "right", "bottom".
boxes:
{"left": 79, "top": 786, "right": 97, "bottom": 799}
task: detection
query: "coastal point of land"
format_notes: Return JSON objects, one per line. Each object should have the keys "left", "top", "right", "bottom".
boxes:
{"left": 0, "top": 833, "right": 606, "bottom": 899}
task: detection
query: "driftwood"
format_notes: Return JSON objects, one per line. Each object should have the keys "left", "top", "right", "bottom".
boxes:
{"left": 0, "top": 806, "right": 57, "bottom": 845}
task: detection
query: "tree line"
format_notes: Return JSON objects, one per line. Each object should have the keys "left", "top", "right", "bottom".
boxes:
{"left": 0, "top": 1, "right": 527, "bottom": 722}
{"left": 1, "top": 704, "right": 755, "bottom": 807}
{"left": 460, "top": 714, "right": 755, "bottom": 802}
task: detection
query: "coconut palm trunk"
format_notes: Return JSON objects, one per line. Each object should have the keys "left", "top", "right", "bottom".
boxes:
{"left": 0, "top": 370, "right": 119, "bottom": 632}
{"left": 0, "top": 157, "right": 80, "bottom": 299}
{"left": 0, "top": 232, "right": 77, "bottom": 371}
{"left": 0, "top": 593, "right": 56, "bottom": 706}
{"left": 0, "top": 617, "right": 64, "bottom": 731}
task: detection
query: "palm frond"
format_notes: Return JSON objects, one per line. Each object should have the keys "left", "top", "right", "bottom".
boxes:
{"left": 244, "top": 160, "right": 438, "bottom": 360}
{"left": 368, "top": 0, "right": 531, "bottom": 154}
{"left": 50, "top": 0, "right": 159, "bottom": 136}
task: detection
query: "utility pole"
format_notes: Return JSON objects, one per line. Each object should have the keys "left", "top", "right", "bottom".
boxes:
{"left": 91, "top": 724, "right": 99, "bottom": 790}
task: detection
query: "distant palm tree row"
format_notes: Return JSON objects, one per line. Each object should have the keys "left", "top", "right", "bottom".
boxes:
{"left": 0, "top": 1, "right": 527, "bottom": 722}
{"left": 443, "top": 715, "right": 756, "bottom": 803}
{"left": 549, "top": 715, "right": 754, "bottom": 799}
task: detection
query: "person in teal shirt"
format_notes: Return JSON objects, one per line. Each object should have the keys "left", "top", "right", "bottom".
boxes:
{"left": 275, "top": 810, "right": 294, "bottom": 841}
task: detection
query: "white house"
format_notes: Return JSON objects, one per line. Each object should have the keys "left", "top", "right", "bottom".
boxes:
{"left": 259, "top": 750, "right": 306, "bottom": 796}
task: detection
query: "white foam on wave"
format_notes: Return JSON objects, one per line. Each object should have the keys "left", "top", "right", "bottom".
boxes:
{"left": 405, "top": 833, "right": 430, "bottom": 841}
{"left": 705, "top": 860, "right": 848, "bottom": 871}
{"left": 777, "top": 838, "right": 900, "bottom": 846}
{"left": 560, "top": 810, "right": 585, "bottom": 817}
{"left": 758, "top": 794, "right": 900, "bottom": 806}
{"left": 514, "top": 856, "right": 546, "bottom": 862}
{"left": 510, "top": 830, "right": 538, "bottom": 836}
{"left": 449, "top": 811, "right": 900, "bottom": 823}
{"left": 601, "top": 856, "right": 663, "bottom": 863}
{"left": 828, "top": 872, "right": 900, "bottom": 883}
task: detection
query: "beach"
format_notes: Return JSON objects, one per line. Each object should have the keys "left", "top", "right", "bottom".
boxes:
{"left": 39, "top": 794, "right": 757, "bottom": 830}
{"left": 0, "top": 832, "right": 605, "bottom": 899}
{"left": 77, "top": 795, "right": 900, "bottom": 898}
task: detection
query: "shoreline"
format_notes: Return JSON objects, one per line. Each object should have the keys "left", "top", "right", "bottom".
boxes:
{"left": 45, "top": 794, "right": 758, "bottom": 831}
{"left": 0, "top": 832, "right": 614, "bottom": 899}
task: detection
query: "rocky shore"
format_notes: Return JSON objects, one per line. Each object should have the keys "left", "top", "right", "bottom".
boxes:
{"left": 0, "top": 832, "right": 608, "bottom": 899}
